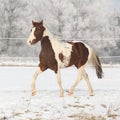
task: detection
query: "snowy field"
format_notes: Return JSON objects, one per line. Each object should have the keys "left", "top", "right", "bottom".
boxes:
{"left": 0, "top": 66, "right": 120, "bottom": 120}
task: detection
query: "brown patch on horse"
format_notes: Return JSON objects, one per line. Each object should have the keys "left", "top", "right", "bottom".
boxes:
{"left": 59, "top": 53, "right": 64, "bottom": 62}
{"left": 39, "top": 36, "right": 58, "bottom": 73}
{"left": 68, "top": 42, "right": 89, "bottom": 68}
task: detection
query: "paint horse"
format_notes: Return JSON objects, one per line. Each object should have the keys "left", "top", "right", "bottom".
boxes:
{"left": 27, "top": 20, "right": 103, "bottom": 97}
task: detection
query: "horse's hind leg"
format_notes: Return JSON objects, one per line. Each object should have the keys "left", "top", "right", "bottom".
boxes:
{"left": 68, "top": 66, "right": 84, "bottom": 96}
{"left": 83, "top": 69, "right": 94, "bottom": 96}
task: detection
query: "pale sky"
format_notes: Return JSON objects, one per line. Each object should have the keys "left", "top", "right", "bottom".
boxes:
{"left": 110, "top": 0, "right": 120, "bottom": 11}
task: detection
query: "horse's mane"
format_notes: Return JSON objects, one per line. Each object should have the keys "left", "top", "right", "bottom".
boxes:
{"left": 43, "top": 24, "right": 65, "bottom": 44}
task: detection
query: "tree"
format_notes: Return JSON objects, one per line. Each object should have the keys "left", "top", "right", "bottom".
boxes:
{"left": 110, "top": 9, "right": 120, "bottom": 48}
{"left": 0, "top": 0, "right": 28, "bottom": 55}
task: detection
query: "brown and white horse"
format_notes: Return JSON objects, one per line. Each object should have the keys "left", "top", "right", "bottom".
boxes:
{"left": 27, "top": 20, "right": 103, "bottom": 97}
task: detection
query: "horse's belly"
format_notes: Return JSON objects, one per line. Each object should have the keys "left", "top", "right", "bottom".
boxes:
{"left": 58, "top": 56, "right": 71, "bottom": 68}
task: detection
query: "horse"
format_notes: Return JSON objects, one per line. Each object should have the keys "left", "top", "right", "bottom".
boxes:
{"left": 27, "top": 20, "right": 103, "bottom": 97}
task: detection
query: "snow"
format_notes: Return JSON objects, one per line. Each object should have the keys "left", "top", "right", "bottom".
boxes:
{"left": 0, "top": 66, "right": 120, "bottom": 120}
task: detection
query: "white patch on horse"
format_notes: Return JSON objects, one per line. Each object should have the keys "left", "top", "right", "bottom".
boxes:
{"left": 43, "top": 28, "right": 72, "bottom": 68}
{"left": 71, "top": 40, "right": 80, "bottom": 43}
{"left": 27, "top": 27, "right": 36, "bottom": 45}
{"left": 84, "top": 43, "right": 92, "bottom": 62}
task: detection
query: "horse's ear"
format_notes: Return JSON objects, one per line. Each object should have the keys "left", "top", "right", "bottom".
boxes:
{"left": 32, "top": 20, "right": 35, "bottom": 26}
{"left": 39, "top": 20, "right": 43, "bottom": 25}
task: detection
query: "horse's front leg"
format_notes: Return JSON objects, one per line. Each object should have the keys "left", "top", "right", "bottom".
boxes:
{"left": 31, "top": 67, "right": 43, "bottom": 96}
{"left": 56, "top": 69, "right": 64, "bottom": 97}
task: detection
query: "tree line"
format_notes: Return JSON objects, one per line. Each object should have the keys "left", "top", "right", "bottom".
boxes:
{"left": 0, "top": 0, "right": 120, "bottom": 63}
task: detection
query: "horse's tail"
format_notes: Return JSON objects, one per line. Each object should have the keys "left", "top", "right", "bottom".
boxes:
{"left": 88, "top": 48, "right": 103, "bottom": 79}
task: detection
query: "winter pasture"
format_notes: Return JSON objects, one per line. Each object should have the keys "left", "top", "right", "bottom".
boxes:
{"left": 0, "top": 66, "right": 120, "bottom": 120}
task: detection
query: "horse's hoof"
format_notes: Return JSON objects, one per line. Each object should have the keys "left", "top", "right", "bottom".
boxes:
{"left": 60, "top": 95, "right": 64, "bottom": 97}
{"left": 89, "top": 93, "right": 94, "bottom": 96}
{"left": 68, "top": 91, "right": 73, "bottom": 96}
{"left": 60, "top": 92, "right": 64, "bottom": 97}
{"left": 32, "top": 91, "right": 36, "bottom": 96}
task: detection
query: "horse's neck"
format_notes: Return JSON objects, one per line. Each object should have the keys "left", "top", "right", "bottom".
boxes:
{"left": 42, "top": 27, "right": 72, "bottom": 58}
{"left": 43, "top": 27, "right": 62, "bottom": 46}
{"left": 43, "top": 28, "right": 54, "bottom": 39}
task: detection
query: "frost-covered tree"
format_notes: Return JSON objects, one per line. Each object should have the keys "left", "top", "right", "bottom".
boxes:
{"left": 109, "top": 9, "right": 120, "bottom": 49}
{"left": 0, "top": 0, "right": 28, "bottom": 54}
{"left": 68, "top": 0, "right": 109, "bottom": 39}
{"left": 28, "top": 0, "right": 52, "bottom": 36}
{"left": 0, "top": 0, "right": 119, "bottom": 58}
{"left": 0, "top": 0, "right": 28, "bottom": 38}
{"left": 28, "top": 0, "right": 110, "bottom": 40}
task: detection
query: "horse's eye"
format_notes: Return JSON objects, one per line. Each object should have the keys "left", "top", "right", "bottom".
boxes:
{"left": 31, "top": 29, "right": 32, "bottom": 32}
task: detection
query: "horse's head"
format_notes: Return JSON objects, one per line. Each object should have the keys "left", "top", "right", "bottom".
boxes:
{"left": 27, "top": 20, "right": 45, "bottom": 45}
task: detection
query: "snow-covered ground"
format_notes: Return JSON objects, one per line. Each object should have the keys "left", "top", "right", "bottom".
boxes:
{"left": 0, "top": 66, "right": 120, "bottom": 120}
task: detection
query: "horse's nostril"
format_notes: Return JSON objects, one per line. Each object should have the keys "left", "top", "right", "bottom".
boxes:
{"left": 27, "top": 40, "right": 32, "bottom": 45}
{"left": 29, "top": 41, "right": 31, "bottom": 43}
